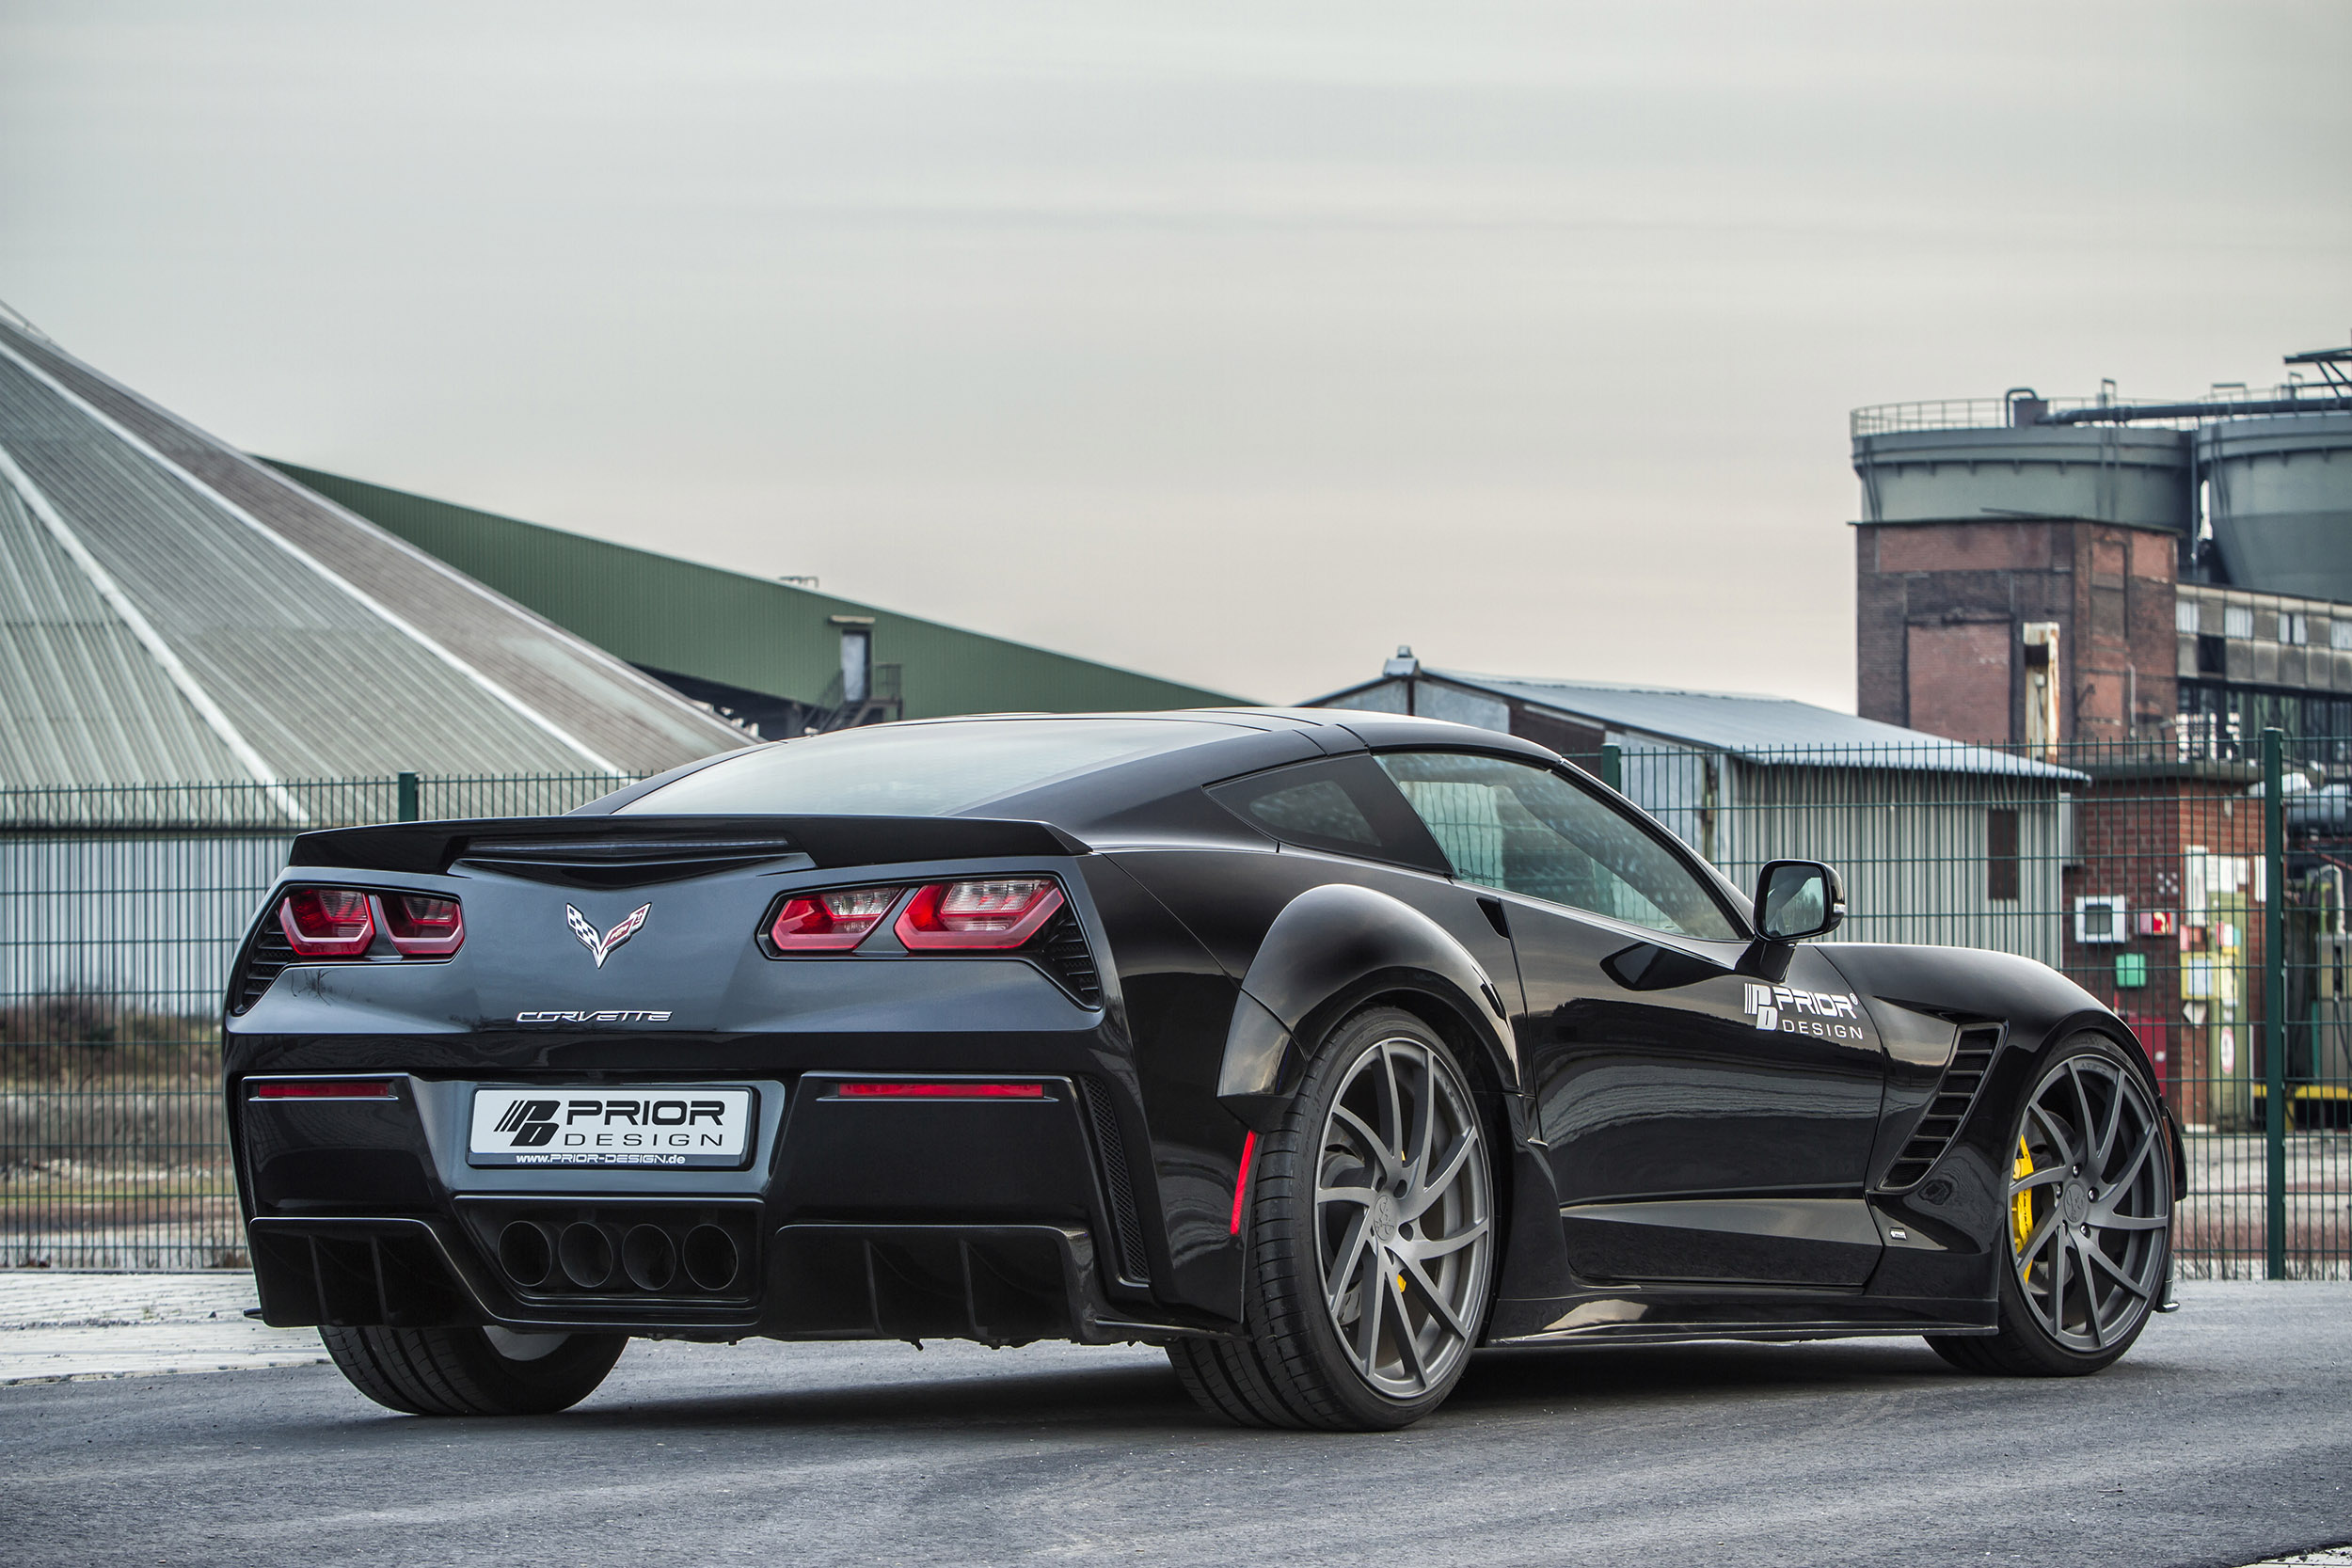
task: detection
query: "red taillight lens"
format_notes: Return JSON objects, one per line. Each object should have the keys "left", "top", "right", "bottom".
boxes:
{"left": 894, "top": 878, "right": 1064, "bottom": 950}
{"left": 251, "top": 1079, "right": 397, "bottom": 1101}
{"left": 769, "top": 885, "right": 899, "bottom": 951}
{"left": 279, "top": 888, "right": 375, "bottom": 958}
{"left": 385, "top": 894, "right": 465, "bottom": 957}
{"left": 834, "top": 1082, "right": 1046, "bottom": 1100}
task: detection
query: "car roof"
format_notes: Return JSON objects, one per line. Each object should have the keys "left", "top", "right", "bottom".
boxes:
{"left": 584, "top": 708, "right": 1569, "bottom": 828}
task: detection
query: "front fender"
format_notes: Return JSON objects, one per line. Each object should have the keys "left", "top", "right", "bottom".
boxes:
{"left": 1215, "top": 884, "right": 1513, "bottom": 1132}
{"left": 1816, "top": 942, "right": 2159, "bottom": 1091}
{"left": 1821, "top": 942, "right": 2187, "bottom": 1214}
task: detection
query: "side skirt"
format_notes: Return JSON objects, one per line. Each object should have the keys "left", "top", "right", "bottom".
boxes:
{"left": 1484, "top": 1319, "right": 1998, "bottom": 1349}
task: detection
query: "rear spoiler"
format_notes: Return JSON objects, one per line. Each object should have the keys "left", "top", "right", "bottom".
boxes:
{"left": 288, "top": 815, "right": 1091, "bottom": 877}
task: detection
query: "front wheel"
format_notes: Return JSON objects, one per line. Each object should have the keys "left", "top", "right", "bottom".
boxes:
{"left": 1929, "top": 1032, "right": 2171, "bottom": 1376}
{"left": 321, "top": 1323, "right": 627, "bottom": 1416}
{"left": 1169, "top": 1006, "right": 1497, "bottom": 1431}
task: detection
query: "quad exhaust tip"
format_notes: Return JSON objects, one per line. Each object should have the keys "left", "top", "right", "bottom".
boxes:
{"left": 495, "top": 1216, "right": 742, "bottom": 1297}
{"left": 623, "top": 1225, "right": 676, "bottom": 1291}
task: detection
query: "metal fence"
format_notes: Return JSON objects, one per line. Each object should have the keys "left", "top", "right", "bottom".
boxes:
{"left": 3, "top": 738, "right": 2344, "bottom": 1276}
{"left": 1586, "top": 730, "right": 2347, "bottom": 1280}
{"left": 1, "top": 772, "right": 629, "bottom": 1268}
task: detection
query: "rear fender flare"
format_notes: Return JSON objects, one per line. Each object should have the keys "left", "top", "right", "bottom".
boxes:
{"left": 1215, "top": 883, "right": 1514, "bottom": 1132}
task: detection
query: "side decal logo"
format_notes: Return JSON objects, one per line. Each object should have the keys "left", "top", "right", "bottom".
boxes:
{"left": 1743, "top": 982, "right": 1867, "bottom": 1041}
{"left": 566, "top": 902, "right": 651, "bottom": 969}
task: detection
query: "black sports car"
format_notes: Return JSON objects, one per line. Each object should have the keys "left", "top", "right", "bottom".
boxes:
{"left": 226, "top": 709, "right": 2180, "bottom": 1430}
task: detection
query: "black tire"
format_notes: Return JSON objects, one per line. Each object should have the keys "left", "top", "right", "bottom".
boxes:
{"left": 320, "top": 1324, "right": 627, "bottom": 1416}
{"left": 1168, "top": 1006, "right": 1497, "bottom": 1431}
{"left": 1927, "top": 1031, "right": 2171, "bottom": 1377}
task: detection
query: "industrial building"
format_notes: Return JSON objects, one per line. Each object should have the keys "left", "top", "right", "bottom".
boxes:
{"left": 267, "top": 464, "right": 1240, "bottom": 740}
{"left": 0, "top": 313, "right": 1231, "bottom": 1026}
{"left": 0, "top": 314, "right": 749, "bottom": 808}
{"left": 1308, "top": 655, "right": 2085, "bottom": 964}
{"left": 1849, "top": 343, "right": 2352, "bottom": 1129}
{"left": 1852, "top": 343, "right": 2352, "bottom": 758}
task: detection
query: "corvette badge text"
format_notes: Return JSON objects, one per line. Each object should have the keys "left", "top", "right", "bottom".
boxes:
{"left": 1744, "top": 982, "right": 1868, "bottom": 1041}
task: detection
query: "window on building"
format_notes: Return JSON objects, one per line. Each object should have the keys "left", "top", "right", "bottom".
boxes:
{"left": 2224, "top": 605, "right": 2255, "bottom": 640}
{"left": 2333, "top": 621, "right": 2352, "bottom": 652}
{"left": 2283, "top": 612, "right": 2310, "bottom": 645}
{"left": 2176, "top": 600, "right": 2201, "bottom": 635}
{"left": 1987, "top": 807, "right": 2021, "bottom": 902}
{"left": 2197, "top": 634, "right": 2227, "bottom": 674}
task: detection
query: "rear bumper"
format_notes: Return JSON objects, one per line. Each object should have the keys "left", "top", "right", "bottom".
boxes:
{"left": 234, "top": 1067, "right": 1210, "bottom": 1342}
{"left": 246, "top": 1215, "right": 1230, "bottom": 1345}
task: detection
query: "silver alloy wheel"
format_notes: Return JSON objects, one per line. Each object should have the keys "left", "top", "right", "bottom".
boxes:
{"left": 1314, "top": 1035, "right": 1492, "bottom": 1400}
{"left": 2010, "top": 1053, "right": 2170, "bottom": 1354}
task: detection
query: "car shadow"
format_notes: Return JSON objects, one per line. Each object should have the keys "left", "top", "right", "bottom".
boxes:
{"left": 503, "top": 1335, "right": 1979, "bottom": 1440}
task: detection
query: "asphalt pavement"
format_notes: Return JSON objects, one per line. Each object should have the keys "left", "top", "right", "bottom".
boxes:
{"left": 3, "top": 1281, "right": 2348, "bottom": 1568}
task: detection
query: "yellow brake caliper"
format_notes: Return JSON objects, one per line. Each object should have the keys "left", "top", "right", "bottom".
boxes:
{"left": 2010, "top": 1137, "right": 2036, "bottom": 1258}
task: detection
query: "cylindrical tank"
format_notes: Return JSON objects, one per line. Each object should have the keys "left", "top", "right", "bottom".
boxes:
{"left": 2197, "top": 411, "right": 2352, "bottom": 600}
{"left": 1852, "top": 420, "right": 2192, "bottom": 531}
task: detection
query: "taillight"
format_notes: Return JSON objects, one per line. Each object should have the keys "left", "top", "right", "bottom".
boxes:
{"left": 834, "top": 1082, "right": 1046, "bottom": 1100}
{"left": 273, "top": 888, "right": 464, "bottom": 960}
{"left": 894, "top": 877, "right": 1064, "bottom": 950}
{"left": 768, "top": 886, "right": 899, "bottom": 951}
{"left": 279, "top": 888, "right": 375, "bottom": 957}
{"left": 251, "top": 1079, "right": 398, "bottom": 1101}
{"left": 384, "top": 894, "right": 465, "bottom": 957}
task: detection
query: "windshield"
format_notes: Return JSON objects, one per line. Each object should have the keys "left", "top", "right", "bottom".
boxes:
{"left": 617, "top": 718, "right": 1242, "bottom": 817}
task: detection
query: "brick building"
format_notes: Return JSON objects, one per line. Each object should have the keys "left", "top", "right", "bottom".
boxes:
{"left": 2059, "top": 763, "right": 2267, "bottom": 1130}
{"left": 1856, "top": 517, "right": 2181, "bottom": 752}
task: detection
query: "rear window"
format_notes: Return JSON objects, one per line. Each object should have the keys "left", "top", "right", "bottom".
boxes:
{"left": 617, "top": 719, "right": 1240, "bottom": 817}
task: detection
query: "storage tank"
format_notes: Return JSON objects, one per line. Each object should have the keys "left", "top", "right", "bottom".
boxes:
{"left": 1852, "top": 402, "right": 2192, "bottom": 531}
{"left": 2197, "top": 410, "right": 2352, "bottom": 600}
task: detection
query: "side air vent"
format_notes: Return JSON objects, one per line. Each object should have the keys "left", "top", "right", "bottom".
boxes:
{"left": 231, "top": 921, "right": 298, "bottom": 1014}
{"left": 1076, "top": 1077, "right": 1150, "bottom": 1284}
{"left": 455, "top": 836, "right": 808, "bottom": 890}
{"left": 1882, "top": 1025, "right": 2003, "bottom": 1190}
{"left": 1029, "top": 907, "right": 1104, "bottom": 1007}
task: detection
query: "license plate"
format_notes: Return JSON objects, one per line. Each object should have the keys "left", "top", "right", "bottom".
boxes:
{"left": 468, "top": 1086, "right": 755, "bottom": 1168}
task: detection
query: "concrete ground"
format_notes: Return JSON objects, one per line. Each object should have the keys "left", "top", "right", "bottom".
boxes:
{"left": 0, "top": 1276, "right": 2347, "bottom": 1567}
{"left": 0, "top": 1272, "right": 326, "bottom": 1383}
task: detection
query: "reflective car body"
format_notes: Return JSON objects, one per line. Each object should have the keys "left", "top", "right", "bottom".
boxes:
{"left": 226, "top": 709, "right": 2179, "bottom": 1352}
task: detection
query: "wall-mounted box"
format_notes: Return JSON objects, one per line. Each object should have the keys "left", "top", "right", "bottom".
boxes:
{"left": 2075, "top": 895, "right": 2128, "bottom": 944}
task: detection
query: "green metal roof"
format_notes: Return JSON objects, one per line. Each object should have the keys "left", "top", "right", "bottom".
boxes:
{"left": 265, "top": 463, "right": 1246, "bottom": 721}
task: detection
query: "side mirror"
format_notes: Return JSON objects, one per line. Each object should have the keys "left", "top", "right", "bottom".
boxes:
{"left": 1755, "top": 860, "right": 1845, "bottom": 943}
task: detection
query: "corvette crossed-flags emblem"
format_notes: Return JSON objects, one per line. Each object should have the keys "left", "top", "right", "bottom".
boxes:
{"left": 565, "top": 903, "right": 651, "bottom": 968}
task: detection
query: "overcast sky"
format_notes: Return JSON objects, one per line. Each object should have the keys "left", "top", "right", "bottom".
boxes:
{"left": 4, "top": 2, "right": 2345, "bottom": 709}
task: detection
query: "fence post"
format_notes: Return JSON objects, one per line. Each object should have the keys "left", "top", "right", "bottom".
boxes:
{"left": 2264, "top": 726, "right": 2287, "bottom": 1280}
{"left": 1601, "top": 743, "right": 1622, "bottom": 795}
{"left": 397, "top": 771, "right": 420, "bottom": 823}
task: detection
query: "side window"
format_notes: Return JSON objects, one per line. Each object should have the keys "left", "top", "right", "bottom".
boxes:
{"left": 1375, "top": 752, "right": 1740, "bottom": 942}
{"left": 1207, "top": 756, "right": 1449, "bottom": 874}
{"left": 1245, "top": 777, "right": 1379, "bottom": 846}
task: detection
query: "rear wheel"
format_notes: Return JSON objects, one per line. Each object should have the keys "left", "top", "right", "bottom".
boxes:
{"left": 1168, "top": 1007, "right": 1496, "bottom": 1430}
{"left": 320, "top": 1323, "right": 626, "bottom": 1416}
{"left": 1929, "top": 1032, "right": 2171, "bottom": 1376}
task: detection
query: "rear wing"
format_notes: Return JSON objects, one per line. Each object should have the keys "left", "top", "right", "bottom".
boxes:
{"left": 288, "top": 815, "right": 1090, "bottom": 878}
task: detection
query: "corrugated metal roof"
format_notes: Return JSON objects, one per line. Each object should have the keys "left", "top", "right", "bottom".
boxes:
{"left": 1321, "top": 668, "right": 2087, "bottom": 782}
{"left": 269, "top": 463, "right": 1248, "bottom": 721}
{"left": 0, "top": 320, "right": 749, "bottom": 797}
